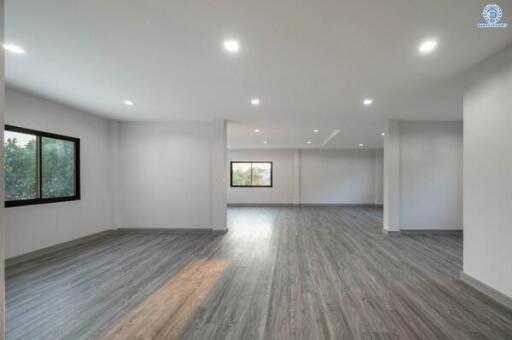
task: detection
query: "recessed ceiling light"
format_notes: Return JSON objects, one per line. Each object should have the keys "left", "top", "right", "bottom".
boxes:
{"left": 307, "top": 141, "right": 312, "bottom": 144}
{"left": 223, "top": 39, "right": 240, "bottom": 53}
{"left": 363, "top": 98, "right": 373, "bottom": 106}
{"left": 123, "top": 100, "right": 134, "bottom": 106}
{"left": 313, "top": 129, "right": 319, "bottom": 133}
{"left": 255, "top": 129, "right": 261, "bottom": 133}
{"left": 3, "top": 43, "right": 26, "bottom": 55}
{"left": 359, "top": 143, "right": 364, "bottom": 147}
{"left": 419, "top": 39, "right": 438, "bottom": 54}
{"left": 263, "top": 140, "right": 268, "bottom": 144}
{"left": 251, "top": 98, "right": 261, "bottom": 106}
{"left": 381, "top": 132, "right": 385, "bottom": 136}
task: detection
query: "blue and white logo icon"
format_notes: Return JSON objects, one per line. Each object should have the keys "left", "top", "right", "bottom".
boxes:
{"left": 478, "top": 4, "right": 508, "bottom": 28}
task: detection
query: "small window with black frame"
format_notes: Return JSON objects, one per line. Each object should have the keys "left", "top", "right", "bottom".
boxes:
{"left": 4, "top": 125, "right": 80, "bottom": 207}
{"left": 230, "top": 161, "right": 272, "bottom": 187}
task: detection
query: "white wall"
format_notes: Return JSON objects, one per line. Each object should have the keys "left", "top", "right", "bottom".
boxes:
{"left": 227, "top": 149, "right": 297, "bottom": 204}
{"left": 384, "top": 120, "right": 463, "bottom": 231}
{"left": 383, "top": 120, "right": 400, "bottom": 232}
{"left": 5, "top": 88, "right": 115, "bottom": 258}
{"left": 300, "top": 149, "right": 377, "bottom": 204}
{"left": 463, "top": 45, "right": 512, "bottom": 298}
{"left": 119, "top": 121, "right": 227, "bottom": 230}
{"left": 227, "top": 148, "right": 382, "bottom": 205}
{"left": 4, "top": 90, "right": 227, "bottom": 257}
{"left": 400, "top": 121, "right": 463, "bottom": 230}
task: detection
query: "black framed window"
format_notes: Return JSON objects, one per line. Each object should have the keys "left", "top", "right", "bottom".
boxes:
{"left": 4, "top": 125, "right": 80, "bottom": 207}
{"left": 230, "top": 161, "right": 272, "bottom": 187}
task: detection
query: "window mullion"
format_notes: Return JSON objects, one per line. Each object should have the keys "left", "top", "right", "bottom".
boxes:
{"left": 38, "top": 135, "right": 43, "bottom": 199}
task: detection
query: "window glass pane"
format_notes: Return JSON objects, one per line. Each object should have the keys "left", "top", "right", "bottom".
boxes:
{"left": 42, "top": 137, "right": 76, "bottom": 198}
{"left": 4, "top": 131, "right": 38, "bottom": 200}
{"left": 232, "top": 163, "right": 252, "bottom": 186}
{"left": 252, "top": 163, "right": 271, "bottom": 186}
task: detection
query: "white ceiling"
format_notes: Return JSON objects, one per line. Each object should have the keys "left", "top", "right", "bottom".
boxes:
{"left": 5, "top": 0, "right": 512, "bottom": 149}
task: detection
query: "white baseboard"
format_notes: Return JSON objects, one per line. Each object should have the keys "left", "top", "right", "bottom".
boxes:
{"left": 460, "top": 272, "right": 512, "bottom": 311}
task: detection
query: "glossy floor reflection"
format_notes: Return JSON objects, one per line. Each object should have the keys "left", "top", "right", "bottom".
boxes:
{"left": 6, "top": 206, "right": 512, "bottom": 339}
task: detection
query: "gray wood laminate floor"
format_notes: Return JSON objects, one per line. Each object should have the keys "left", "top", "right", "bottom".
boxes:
{"left": 6, "top": 206, "right": 512, "bottom": 339}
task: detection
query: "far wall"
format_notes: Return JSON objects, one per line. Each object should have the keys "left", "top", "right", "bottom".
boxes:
{"left": 301, "top": 149, "right": 378, "bottom": 204}
{"left": 227, "top": 149, "right": 298, "bottom": 204}
{"left": 227, "top": 148, "right": 383, "bottom": 205}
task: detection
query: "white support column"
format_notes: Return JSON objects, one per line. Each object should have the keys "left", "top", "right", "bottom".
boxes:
{"left": 292, "top": 149, "right": 301, "bottom": 205}
{"left": 0, "top": 0, "right": 5, "bottom": 336}
{"left": 109, "top": 121, "right": 122, "bottom": 230}
{"left": 383, "top": 120, "right": 401, "bottom": 234}
{"left": 210, "top": 120, "right": 227, "bottom": 232}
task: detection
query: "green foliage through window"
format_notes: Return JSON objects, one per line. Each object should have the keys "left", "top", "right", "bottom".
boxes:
{"left": 4, "top": 126, "right": 80, "bottom": 206}
{"left": 4, "top": 131, "right": 38, "bottom": 201}
{"left": 42, "top": 137, "right": 76, "bottom": 198}
{"left": 231, "top": 162, "right": 272, "bottom": 187}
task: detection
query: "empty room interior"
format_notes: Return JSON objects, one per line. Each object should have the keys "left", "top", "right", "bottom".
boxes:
{"left": 1, "top": 1, "right": 512, "bottom": 339}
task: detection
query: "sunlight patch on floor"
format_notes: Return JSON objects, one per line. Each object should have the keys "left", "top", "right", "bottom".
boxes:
{"left": 103, "top": 259, "right": 228, "bottom": 340}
